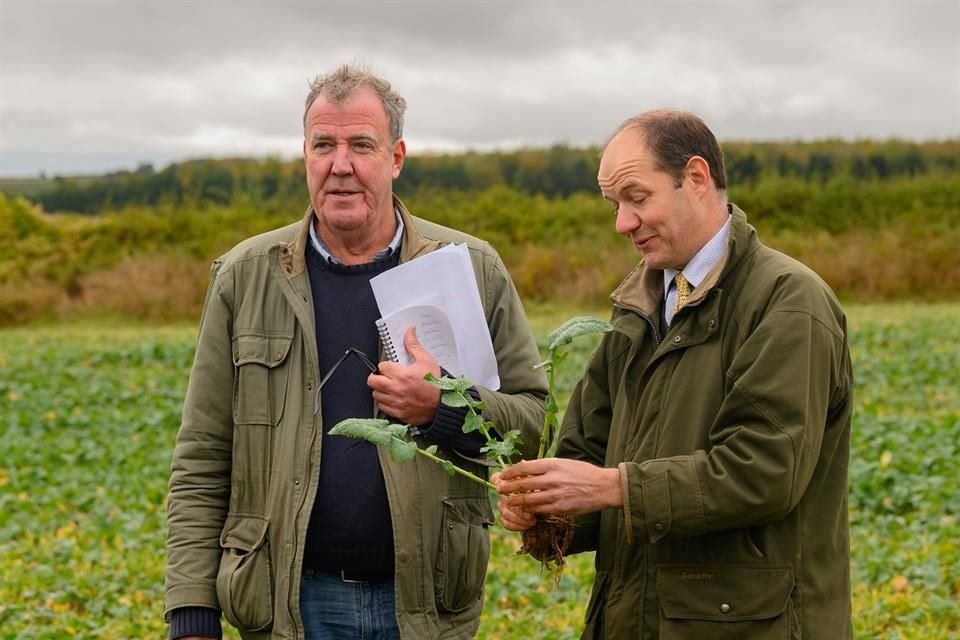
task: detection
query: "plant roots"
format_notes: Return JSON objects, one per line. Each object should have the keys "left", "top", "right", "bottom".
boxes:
{"left": 519, "top": 514, "right": 576, "bottom": 586}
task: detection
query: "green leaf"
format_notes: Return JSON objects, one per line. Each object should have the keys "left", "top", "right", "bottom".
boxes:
{"left": 481, "top": 430, "right": 522, "bottom": 459}
{"left": 389, "top": 438, "right": 418, "bottom": 463}
{"left": 329, "top": 418, "right": 397, "bottom": 447}
{"left": 463, "top": 410, "right": 484, "bottom": 433}
{"left": 547, "top": 316, "right": 613, "bottom": 351}
{"left": 441, "top": 391, "right": 469, "bottom": 408}
{"left": 501, "top": 429, "right": 523, "bottom": 449}
{"left": 424, "top": 444, "right": 438, "bottom": 455}
{"left": 439, "top": 459, "right": 457, "bottom": 476}
{"left": 545, "top": 395, "right": 559, "bottom": 414}
{"left": 427, "top": 373, "right": 476, "bottom": 395}
{"left": 425, "top": 373, "right": 459, "bottom": 391}
{"left": 330, "top": 419, "right": 418, "bottom": 464}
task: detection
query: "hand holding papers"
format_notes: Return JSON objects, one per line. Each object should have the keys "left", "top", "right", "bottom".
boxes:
{"left": 370, "top": 244, "right": 500, "bottom": 390}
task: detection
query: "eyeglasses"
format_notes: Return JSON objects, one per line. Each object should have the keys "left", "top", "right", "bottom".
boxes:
{"left": 313, "top": 347, "right": 379, "bottom": 416}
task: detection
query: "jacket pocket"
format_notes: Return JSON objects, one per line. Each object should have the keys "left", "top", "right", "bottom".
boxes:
{"left": 216, "top": 513, "right": 274, "bottom": 632}
{"left": 656, "top": 564, "right": 795, "bottom": 640}
{"left": 435, "top": 496, "right": 494, "bottom": 613}
{"left": 232, "top": 333, "right": 293, "bottom": 426}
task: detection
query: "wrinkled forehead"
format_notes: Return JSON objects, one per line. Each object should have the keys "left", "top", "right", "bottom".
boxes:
{"left": 598, "top": 130, "right": 653, "bottom": 191}
{"left": 305, "top": 87, "right": 389, "bottom": 126}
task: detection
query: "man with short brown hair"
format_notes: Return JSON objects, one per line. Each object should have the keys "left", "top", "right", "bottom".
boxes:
{"left": 495, "top": 109, "right": 853, "bottom": 639}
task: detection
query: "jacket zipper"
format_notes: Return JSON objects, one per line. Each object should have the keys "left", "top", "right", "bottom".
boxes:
{"left": 611, "top": 301, "right": 660, "bottom": 639}
{"left": 613, "top": 302, "right": 662, "bottom": 345}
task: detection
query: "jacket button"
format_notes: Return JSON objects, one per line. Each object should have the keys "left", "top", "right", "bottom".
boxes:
{"left": 673, "top": 335, "right": 682, "bottom": 343}
{"left": 654, "top": 522, "right": 664, "bottom": 531}
{"left": 719, "top": 603, "right": 731, "bottom": 613}
{"left": 709, "top": 319, "right": 716, "bottom": 328}
{"left": 295, "top": 479, "right": 300, "bottom": 486}
{"left": 448, "top": 523, "right": 454, "bottom": 530}
{"left": 275, "top": 352, "right": 283, "bottom": 360}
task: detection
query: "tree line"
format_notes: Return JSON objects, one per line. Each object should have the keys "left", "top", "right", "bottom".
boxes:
{"left": 12, "top": 140, "right": 959, "bottom": 216}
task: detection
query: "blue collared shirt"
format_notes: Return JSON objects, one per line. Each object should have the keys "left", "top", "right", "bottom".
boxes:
{"left": 664, "top": 214, "right": 732, "bottom": 326}
{"left": 308, "top": 207, "right": 405, "bottom": 264}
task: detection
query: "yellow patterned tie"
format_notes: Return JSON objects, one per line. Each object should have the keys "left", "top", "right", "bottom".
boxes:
{"left": 673, "top": 273, "right": 690, "bottom": 316}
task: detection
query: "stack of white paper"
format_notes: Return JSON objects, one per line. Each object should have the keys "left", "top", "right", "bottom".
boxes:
{"left": 370, "top": 244, "right": 500, "bottom": 390}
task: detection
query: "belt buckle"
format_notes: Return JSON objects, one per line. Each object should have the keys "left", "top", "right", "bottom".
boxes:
{"left": 340, "top": 569, "right": 366, "bottom": 584}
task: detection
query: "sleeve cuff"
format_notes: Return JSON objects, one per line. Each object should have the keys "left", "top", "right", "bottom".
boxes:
{"left": 169, "top": 606, "right": 222, "bottom": 640}
{"left": 421, "top": 376, "right": 487, "bottom": 456}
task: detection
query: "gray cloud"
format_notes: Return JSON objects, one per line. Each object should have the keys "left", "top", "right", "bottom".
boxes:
{"left": 1, "top": 0, "right": 957, "bottom": 176}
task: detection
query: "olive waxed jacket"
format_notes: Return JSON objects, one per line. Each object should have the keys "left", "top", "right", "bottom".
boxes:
{"left": 165, "top": 198, "right": 547, "bottom": 639}
{"left": 559, "top": 205, "right": 853, "bottom": 639}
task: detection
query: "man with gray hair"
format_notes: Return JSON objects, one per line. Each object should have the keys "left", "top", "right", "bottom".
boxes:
{"left": 495, "top": 110, "right": 853, "bottom": 638}
{"left": 165, "top": 64, "right": 546, "bottom": 640}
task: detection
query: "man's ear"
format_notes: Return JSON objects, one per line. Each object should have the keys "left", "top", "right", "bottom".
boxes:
{"left": 392, "top": 138, "right": 407, "bottom": 179}
{"left": 684, "top": 155, "right": 712, "bottom": 195}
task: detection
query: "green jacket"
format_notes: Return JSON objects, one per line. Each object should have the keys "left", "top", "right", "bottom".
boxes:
{"left": 165, "top": 199, "right": 547, "bottom": 639}
{"left": 558, "top": 205, "right": 853, "bottom": 639}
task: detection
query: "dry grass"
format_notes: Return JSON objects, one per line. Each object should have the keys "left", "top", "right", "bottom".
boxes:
{"left": 1, "top": 228, "right": 955, "bottom": 326}
{"left": 768, "top": 225, "right": 960, "bottom": 302}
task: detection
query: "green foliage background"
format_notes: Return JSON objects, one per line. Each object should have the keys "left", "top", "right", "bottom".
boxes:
{"left": 1, "top": 140, "right": 959, "bottom": 326}
{"left": 1, "top": 305, "right": 957, "bottom": 639}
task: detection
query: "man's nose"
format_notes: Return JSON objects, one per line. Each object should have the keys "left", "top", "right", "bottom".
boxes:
{"left": 615, "top": 208, "right": 639, "bottom": 235}
{"left": 331, "top": 146, "right": 353, "bottom": 176}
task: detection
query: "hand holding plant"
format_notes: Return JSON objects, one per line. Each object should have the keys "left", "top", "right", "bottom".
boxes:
{"left": 329, "top": 314, "right": 612, "bottom": 583}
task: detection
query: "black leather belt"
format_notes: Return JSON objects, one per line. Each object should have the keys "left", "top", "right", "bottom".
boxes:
{"left": 336, "top": 568, "right": 386, "bottom": 583}
{"left": 304, "top": 565, "right": 392, "bottom": 583}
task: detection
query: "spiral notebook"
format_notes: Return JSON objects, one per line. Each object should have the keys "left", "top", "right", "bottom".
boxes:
{"left": 375, "top": 302, "right": 462, "bottom": 374}
{"left": 370, "top": 243, "right": 500, "bottom": 390}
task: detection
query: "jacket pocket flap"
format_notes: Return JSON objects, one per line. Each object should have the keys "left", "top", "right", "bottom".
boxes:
{"left": 219, "top": 513, "right": 270, "bottom": 553}
{"left": 657, "top": 565, "right": 793, "bottom": 621}
{"left": 441, "top": 497, "right": 495, "bottom": 527}
{"left": 232, "top": 333, "right": 292, "bottom": 368}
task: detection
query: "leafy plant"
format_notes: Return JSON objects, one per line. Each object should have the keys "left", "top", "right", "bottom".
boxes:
{"left": 330, "top": 374, "right": 523, "bottom": 489}
{"left": 535, "top": 316, "right": 613, "bottom": 459}
{"left": 330, "top": 315, "right": 613, "bottom": 586}
{"left": 331, "top": 316, "right": 611, "bottom": 489}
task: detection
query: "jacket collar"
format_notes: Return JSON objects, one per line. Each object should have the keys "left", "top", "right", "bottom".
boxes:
{"left": 278, "top": 195, "right": 439, "bottom": 278}
{"left": 610, "top": 203, "right": 755, "bottom": 316}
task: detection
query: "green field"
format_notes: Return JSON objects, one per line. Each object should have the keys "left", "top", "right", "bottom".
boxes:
{"left": 1, "top": 304, "right": 957, "bottom": 639}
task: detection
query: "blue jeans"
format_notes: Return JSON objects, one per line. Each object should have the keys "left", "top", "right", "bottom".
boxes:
{"left": 300, "top": 568, "right": 400, "bottom": 640}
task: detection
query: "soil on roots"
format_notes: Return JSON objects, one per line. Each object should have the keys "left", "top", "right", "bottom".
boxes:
{"left": 520, "top": 514, "right": 576, "bottom": 583}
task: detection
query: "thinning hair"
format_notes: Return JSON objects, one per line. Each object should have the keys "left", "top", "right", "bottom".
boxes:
{"left": 613, "top": 109, "right": 727, "bottom": 191}
{"left": 303, "top": 64, "right": 407, "bottom": 141}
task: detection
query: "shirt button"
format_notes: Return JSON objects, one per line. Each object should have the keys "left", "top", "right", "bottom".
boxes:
{"left": 673, "top": 335, "right": 682, "bottom": 343}
{"left": 720, "top": 603, "right": 731, "bottom": 613}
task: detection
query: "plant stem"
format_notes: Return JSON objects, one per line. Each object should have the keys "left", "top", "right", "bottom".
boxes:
{"left": 413, "top": 439, "right": 497, "bottom": 490}
{"left": 537, "top": 352, "right": 557, "bottom": 460}
{"left": 472, "top": 410, "right": 508, "bottom": 469}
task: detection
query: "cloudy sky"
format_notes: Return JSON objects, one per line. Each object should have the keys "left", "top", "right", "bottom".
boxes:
{"left": 1, "top": 0, "right": 958, "bottom": 177}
